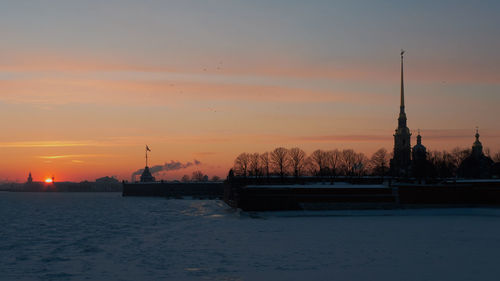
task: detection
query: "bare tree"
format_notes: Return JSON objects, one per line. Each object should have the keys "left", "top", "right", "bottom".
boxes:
{"left": 211, "top": 175, "right": 221, "bottom": 182}
{"left": 354, "top": 152, "right": 369, "bottom": 176}
{"left": 181, "top": 175, "right": 190, "bottom": 182}
{"left": 325, "top": 149, "right": 341, "bottom": 179}
{"left": 370, "top": 148, "right": 389, "bottom": 177}
{"left": 192, "top": 170, "right": 205, "bottom": 182}
{"left": 260, "top": 152, "right": 271, "bottom": 178}
{"left": 271, "top": 147, "right": 289, "bottom": 178}
{"left": 289, "top": 147, "right": 306, "bottom": 177}
{"left": 428, "top": 150, "right": 455, "bottom": 178}
{"left": 451, "top": 147, "right": 471, "bottom": 173}
{"left": 341, "top": 149, "right": 357, "bottom": 176}
{"left": 493, "top": 152, "right": 500, "bottom": 163}
{"left": 484, "top": 147, "right": 491, "bottom": 157}
{"left": 248, "top": 153, "right": 260, "bottom": 177}
{"left": 311, "top": 149, "right": 328, "bottom": 176}
{"left": 234, "top": 153, "right": 250, "bottom": 177}
{"left": 303, "top": 156, "right": 316, "bottom": 176}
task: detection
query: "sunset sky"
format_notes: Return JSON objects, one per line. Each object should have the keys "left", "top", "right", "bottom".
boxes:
{"left": 1, "top": 0, "right": 499, "bottom": 182}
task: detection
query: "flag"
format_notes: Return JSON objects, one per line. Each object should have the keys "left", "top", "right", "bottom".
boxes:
{"left": 146, "top": 145, "right": 151, "bottom": 152}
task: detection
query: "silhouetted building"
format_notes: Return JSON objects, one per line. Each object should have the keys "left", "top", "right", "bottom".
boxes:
{"left": 390, "top": 50, "right": 412, "bottom": 177}
{"left": 140, "top": 166, "right": 156, "bottom": 182}
{"left": 412, "top": 131, "right": 428, "bottom": 182}
{"left": 139, "top": 145, "right": 156, "bottom": 182}
{"left": 96, "top": 176, "right": 120, "bottom": 184}
{"left": 457, "top": 129, "right": 493, "bottom": 178}
{"left": 27, "top": 172, "right": 33, "bottom": 183}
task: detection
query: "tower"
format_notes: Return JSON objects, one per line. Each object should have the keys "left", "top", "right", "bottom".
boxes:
{"left": 140, "top": 166, "right": 155, "bottom": 182}
{"left": 390, "top": 50, "right": 412, "bottom": 177}
{"left": 412, "top": 130, "right": 427, "bottom": 161}
{"left": 27, "top": 172, "right": 33, "bottom": 183}
{"left": 412, "top": 130, "right": 428, "bottom": 182}
{"left": 457, "top": 128, "right": 494, "bottom": 179}
{"left": 472, "top": 127, "right": 483, "bottom": 158}
{"left": 140, "top": 145, "right": 155, "bottom": 182}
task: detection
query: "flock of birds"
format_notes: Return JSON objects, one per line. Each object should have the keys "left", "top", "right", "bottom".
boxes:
{"left": 166, "top": 61, "right": 225, "bottom": 113}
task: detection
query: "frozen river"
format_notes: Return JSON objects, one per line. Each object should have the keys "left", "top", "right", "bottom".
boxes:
{"left": 1, "top": 192, "right": 500, "bottom": 281}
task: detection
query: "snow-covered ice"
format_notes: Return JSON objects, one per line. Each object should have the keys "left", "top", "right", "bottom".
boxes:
{"left": 246, "top": 182, "right": 388, "bottom": 189}
{"left": 1, "top": 192, "right": 500, "bottom": 281}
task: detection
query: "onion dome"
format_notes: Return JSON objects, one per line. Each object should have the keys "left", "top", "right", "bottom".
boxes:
{"left": 412, "top": 130, "right": 427, "bottom": 160}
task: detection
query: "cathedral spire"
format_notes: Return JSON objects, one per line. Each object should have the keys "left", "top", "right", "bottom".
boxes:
{"left": 391, "top": 49, "right": 411, "bottom": 178}
{"left": 397, "top": 50, "right": 408, "bottom": 128}
{"left": 400, "top": 49, "right": 405, "bottom": 112}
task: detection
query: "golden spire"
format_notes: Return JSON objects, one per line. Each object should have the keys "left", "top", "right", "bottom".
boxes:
{"left": 400, "top": 49, "right": 405, "bottom": 110}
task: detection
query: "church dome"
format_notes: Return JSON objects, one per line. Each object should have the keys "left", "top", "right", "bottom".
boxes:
{"left": 412, "top": 131, "right": 427, "bottom": 158}
{"left": 458, "top": 129, "right": 493, "bottom": 179}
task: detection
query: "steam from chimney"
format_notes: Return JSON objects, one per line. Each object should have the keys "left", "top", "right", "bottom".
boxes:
{"left": 131, "top": 160, "right": 202, "bottom": 179}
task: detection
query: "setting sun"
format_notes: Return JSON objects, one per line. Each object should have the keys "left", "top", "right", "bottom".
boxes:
{"left": 45, "top": 178, "right": 53, "bottom": 183}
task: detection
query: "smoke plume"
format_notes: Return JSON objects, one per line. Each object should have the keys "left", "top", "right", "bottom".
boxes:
{"left": 132, "top": 160, "right": 202, "bottom": 178}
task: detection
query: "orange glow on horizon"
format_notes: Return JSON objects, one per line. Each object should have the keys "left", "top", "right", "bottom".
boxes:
{"left": 45, "top": 178, "right": 53, "bottom": 183}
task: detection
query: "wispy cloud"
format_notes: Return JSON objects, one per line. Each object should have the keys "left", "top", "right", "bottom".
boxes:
{"left": 418, "top": 129, "right": 500, "bottom": 140}
{"left": 0, "top": 141, "right": 98, "bottom": 148}
{"left": 0, "top": 138, "right": 147, "bottom": 148}
{"left": 0, "top": 75, "right": 375, "bottom": 106}
{"left": 2, "top": 54, "right": 498, "bottom": 85}
{"left": 294, "top": 134, "right": 392, "bottom": 143}
{"left": 38, "top": 154, "right": 110, "bottom": 159}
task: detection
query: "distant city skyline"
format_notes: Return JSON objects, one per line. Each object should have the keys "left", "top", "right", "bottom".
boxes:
{"left": 1, "top": 1, "right": 499, "bottom": 181}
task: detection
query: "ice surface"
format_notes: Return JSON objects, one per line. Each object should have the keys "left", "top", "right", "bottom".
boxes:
{"left": 1, "top": 192, "right": 500, "bottom": 281}
{"left": 246, "top": 182, "right": 388, "bottom": 189}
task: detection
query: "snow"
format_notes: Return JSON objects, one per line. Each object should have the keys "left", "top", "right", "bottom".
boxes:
{"left": 246, "top": 182, "right": 388, "bottom": 189}
{"left": 454, "top": 179, "right": 500, "bottom": 183}
{"left": 1, "top": 192, "right": 500, "bottom": 281}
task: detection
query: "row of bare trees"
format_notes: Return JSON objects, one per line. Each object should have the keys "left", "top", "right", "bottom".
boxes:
{"left": 427, "top": 148, "right": 500, "bottom": 178}
{"left": 181, "top": 171, "right": 221, "bottom": 182}
{"left": 233, "top": 147, "right": 500, "bottom": 179}
{"left": 233, "top": 147, "right": 391, "bottom": 178}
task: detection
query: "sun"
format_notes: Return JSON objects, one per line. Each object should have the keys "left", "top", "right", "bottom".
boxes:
{"left": 45, "top": 178, "right": 53, "bottom": 183}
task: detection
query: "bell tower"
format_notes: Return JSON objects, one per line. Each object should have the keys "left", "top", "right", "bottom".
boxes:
{"left": 390, "top": 50, "right": 412, "bottom": 177}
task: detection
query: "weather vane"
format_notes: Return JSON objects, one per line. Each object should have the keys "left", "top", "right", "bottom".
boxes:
{"left": 145, "top": 145, "right": 151, "bottom": 167}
